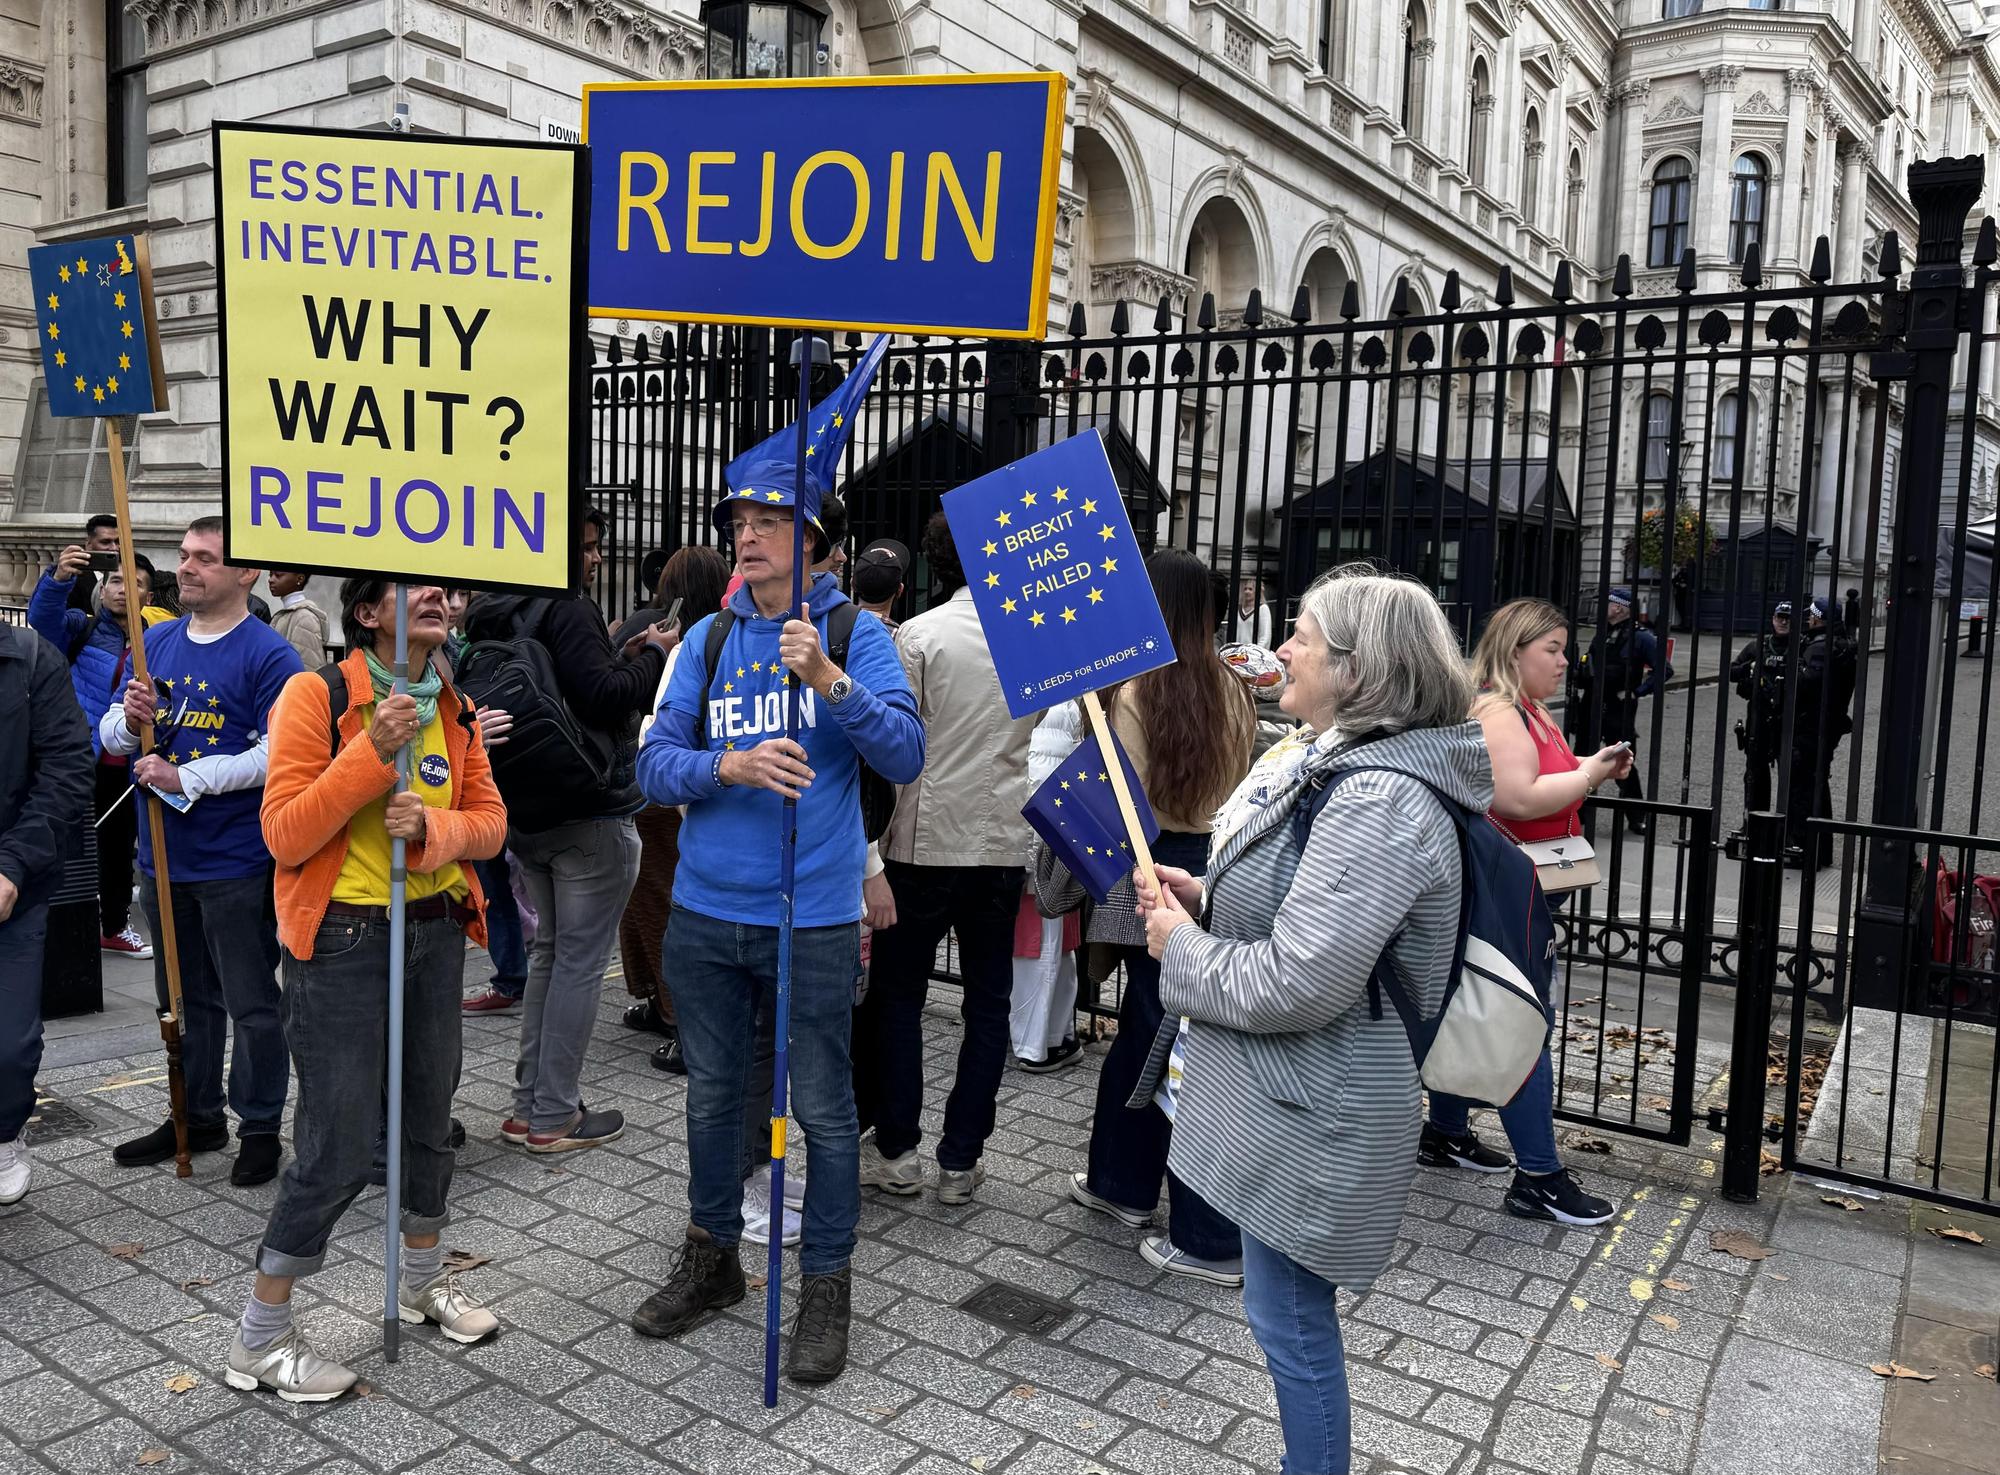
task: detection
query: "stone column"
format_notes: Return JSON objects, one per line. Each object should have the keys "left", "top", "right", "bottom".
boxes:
{"left": 1699, "top": 66, "right": 1742, "bottom": 267}
{"left": 1847, "top": 387, "right": 1878, "bottom": 569}
{"left": 1854, "top": 0, "right": 1882, "bottom": 71}
{"left": 1813, "top": 379, "right": 1847, "bottom": 541}
{"left": 1836, "top": 137, "right": 1869, "bottom": 281}
{"left": 1779, "top": 70, "right": 1816, "bottom": 269}
{"left": 1614, "top": 81, "right": 1652, "bottom": 263}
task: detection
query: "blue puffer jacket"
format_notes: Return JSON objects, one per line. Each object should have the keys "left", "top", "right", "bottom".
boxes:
{"left": 28, "top": 571, "right": 140, "bottom": 760}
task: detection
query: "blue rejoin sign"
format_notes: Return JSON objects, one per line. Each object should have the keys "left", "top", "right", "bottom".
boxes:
{"left": 943, "top": 429, "right": 1175, "bottom": 719}
{"left": 583, "top": 75, "right": 1065, "bottom": 339}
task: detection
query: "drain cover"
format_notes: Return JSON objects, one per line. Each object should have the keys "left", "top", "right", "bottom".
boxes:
{"left": 26, "top": 1097, "right": 92, "bottom": 1144}
{"left": 959, "top": 1280, "right": 1072, "bottom": 1337}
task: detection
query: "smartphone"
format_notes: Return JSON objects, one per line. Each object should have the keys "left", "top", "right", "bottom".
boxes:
{"left": 660, "top": 596, "right": 684, "bottom": 634}
{"left": 88, "top": 550, "right": 121, "bottom": 573}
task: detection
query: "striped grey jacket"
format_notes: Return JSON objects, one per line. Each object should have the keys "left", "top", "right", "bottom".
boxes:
{"left": 1154, "top": 722, "right": 1492, "bottom": 1289}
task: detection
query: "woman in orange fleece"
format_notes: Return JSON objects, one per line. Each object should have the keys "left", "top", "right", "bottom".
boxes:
{"left": 226, "top": 581, "right": 507, "bottom": 1403}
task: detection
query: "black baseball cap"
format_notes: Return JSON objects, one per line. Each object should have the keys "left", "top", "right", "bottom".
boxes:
{"left": 853, "top": 539, "right": 909, "bottom": 603}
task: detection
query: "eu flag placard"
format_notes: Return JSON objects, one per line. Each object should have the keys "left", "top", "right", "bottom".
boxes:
{"left": 26, "top": 233, "right": 167, "bottom": 418}
{"left": 942, "top": 429, "right": 1173, "bottom": 719}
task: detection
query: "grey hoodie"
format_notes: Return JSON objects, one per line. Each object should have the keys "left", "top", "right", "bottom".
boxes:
{"left": 1153, "top": 720, "right": 1493, "bottom": 1289}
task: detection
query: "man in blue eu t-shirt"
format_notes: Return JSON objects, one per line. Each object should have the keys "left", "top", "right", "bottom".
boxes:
{"left": 98, "top": 516, "right": 303, "bottom": 1186}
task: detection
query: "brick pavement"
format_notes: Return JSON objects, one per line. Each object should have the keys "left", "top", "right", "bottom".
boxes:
{"left": 0, "top": 965, "right": 1940, "bottom": 1475}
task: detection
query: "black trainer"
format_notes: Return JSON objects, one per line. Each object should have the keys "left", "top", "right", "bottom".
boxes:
{"left": 1418, "top": 1123, "right": 1513, "bottom": 1174}
{"left": 1505, "top": 1169, "right": 1616, "bottom": 1226}
{"left": 631, "top": 1228, "right": 745, "bottom": 1338}
{"left": 622, "top": 999, "right": 670, "bottom": 1037}
{"left": 785, "top": 1268, "right": 851, "bottom": 1384}
{"left": 650, "top": 1037, "right": 686, "bottom": 1076}
{"left": 1015, "top": 1037, "right": 1083, "bottom": 1075}
{"left": 113, "top": 1117, "right": 228, "bottom": 1167}
{"left": 231, "top": 1135, "right": 283, "bottom": 1187}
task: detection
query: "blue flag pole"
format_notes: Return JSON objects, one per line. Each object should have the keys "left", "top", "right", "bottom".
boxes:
{"left": 765, "top": 332, "right": 813, "bottom": 1407}
{"left": 384, "top": 582, "right": 410, "bottom": 1362}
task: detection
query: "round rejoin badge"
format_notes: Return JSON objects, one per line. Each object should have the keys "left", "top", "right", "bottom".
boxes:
{"left": 418, "top": 753, "right": 450, "bottom": 788}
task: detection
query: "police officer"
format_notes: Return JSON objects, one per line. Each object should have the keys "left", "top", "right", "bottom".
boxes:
{"left": 1786, "top": 596, "right": 1858, "bottom": 868}
{"left": 1730, "top": 601, "right": 1793, "bottom": 812}
{"left": 1574, "top": 587, "right": 1672, "bottom": 834}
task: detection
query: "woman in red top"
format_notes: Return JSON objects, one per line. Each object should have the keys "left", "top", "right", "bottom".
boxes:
{"left": 1421, "top": 598, "right": 1632, "bottom": 1226}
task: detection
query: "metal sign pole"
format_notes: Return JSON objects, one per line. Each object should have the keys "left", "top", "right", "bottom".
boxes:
{"left": 384, "top": 582, "right": 411, "bottom": 1361}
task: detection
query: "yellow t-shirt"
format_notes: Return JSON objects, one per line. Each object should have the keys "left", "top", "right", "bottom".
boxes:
{"left": 330, "top": 706, "right": 468, "bottom": 906}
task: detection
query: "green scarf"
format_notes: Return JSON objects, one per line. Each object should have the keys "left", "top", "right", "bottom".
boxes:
{"left": 363, "top": 648, "right": 443, "bottom": 727}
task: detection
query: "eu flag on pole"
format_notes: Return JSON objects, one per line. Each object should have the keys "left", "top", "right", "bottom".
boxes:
{"left": 715, "top": 334, "right": 891, "bottom": 531}
{"left": 943, "top": 428, "right": 1174, "bottom": 719}
{"left": 26, "top": 233, "right": 166, "bottom": 418}
{"left": 1021, "top": 725, "right": 1160, "bottom": 904}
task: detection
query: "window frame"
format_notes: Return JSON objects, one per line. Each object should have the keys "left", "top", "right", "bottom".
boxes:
{"left": 1728, "top": 153, "right": 1767, "bottom": 264}
{"left": 106, "top": 0, "right": 149, "bottom": 208}
{"left": 1648, "top": 157, "right": 1693, "bottom": 269}
{"left": 1643, "top": 392, "right": 1676, "bottom": 482}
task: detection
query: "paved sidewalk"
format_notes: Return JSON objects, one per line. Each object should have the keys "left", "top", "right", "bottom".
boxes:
{"left": 2, "top": 954, "right": 1985, "bottom": 1475}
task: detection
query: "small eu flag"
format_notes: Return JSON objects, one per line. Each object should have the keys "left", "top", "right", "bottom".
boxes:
{"left": 1021, "top": 724, "right": 1160, "bottom": 904}
{"left": 715, "top": 333, "right": 891, "bottom": 531}
{"left": 26, "top": 233, "right": 166, "bottom": 419}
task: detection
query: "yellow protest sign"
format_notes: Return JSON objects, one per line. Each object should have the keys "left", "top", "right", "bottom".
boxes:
{"left": 214, "top": 123, "right": 586, "bottom": 594}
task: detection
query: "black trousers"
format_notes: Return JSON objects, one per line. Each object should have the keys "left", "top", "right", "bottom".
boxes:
{"left": 94, "top": 761, "right": 138, "bottom": 937}
{"left": 858, "top": 862, "right": 1024, "bottom": 1171}
{"left": 1786, "top": 740, "right": 1839, "bottom": 864}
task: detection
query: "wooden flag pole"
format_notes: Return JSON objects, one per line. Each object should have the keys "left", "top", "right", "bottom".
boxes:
{"left": 1080, "top": 690, "right": 1158, "bottom": 893}
{"left": 105, "top": 417, "right": 193, "bottom": 1179}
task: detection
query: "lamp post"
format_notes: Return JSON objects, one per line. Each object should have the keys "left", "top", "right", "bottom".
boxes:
{"left": 704, "top": 0, "right": 831, "bottom": 453}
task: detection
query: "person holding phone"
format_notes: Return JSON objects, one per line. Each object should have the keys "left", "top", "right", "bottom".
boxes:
{"left": 1418, "top": 598, "right": 1626, "bottom": 1226}
{"left": 29, "top": 543, "right": 171, "bottom": 959}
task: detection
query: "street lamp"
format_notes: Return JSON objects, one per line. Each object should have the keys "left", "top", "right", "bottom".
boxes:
{"left": 703, "top": 0, "right": 829, "bottom": 79}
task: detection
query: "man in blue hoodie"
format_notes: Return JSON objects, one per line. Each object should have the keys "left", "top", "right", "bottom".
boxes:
{"left": 631, "top": 468, "right": 922, "bottom": 1384}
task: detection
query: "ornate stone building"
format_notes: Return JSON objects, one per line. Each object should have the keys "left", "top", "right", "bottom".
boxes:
{"left": 3, "top": 0, "right": 1998, "bottom": 596}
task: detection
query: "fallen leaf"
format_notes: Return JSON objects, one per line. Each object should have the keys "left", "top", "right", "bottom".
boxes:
{"left": 970, "top": 1460, "right": 989, "bottom": 1473}
{"left": 1571, "top": 1136, "right": 1614, "bottom": 1155}
{"left": 745, "top": 1274, "right": 768, "bottom": 1289}
{"left": 1975, "top": 1364, "right": 1996, "bottom": 1381}
{"left": 1660, "top": 1278, "right": 1692, "bottom": 1292}
{"left": 137, "top": 1453, "right": 169, "bottom": 1469}
{"left": 353, "top": 1382, "right": 383, "bottom": 1400}
{"left": 441, "top": 1249, "right": 492, "bottom": 1272}
{"left": 1709, "top": 1230, "right": 1774, "bottom": 1262}
{"left": 1870, "top": 1362, "right": 1936, "bottom": 1382}
{"left": 1551, "top": 1381, "right": 1576, "bottom": 1393}
{"left": 177, "top": 1277, "right": 213, "bottom": 1291}
{"left": 1649, "top": 1313, "right": 1681, "bottom": 1331}
{"left": 864, "top": 1405, "right": 895, "bottom": 1417}
{"left": 163, "top": 1372, "right": 198, "bottom": 1395}
{"left": 1595, "top": 1352, "right": 1624, "bottom": 1372}
{"left": 1651, "top": 1406, "right": 1674, "bottom": 1418}
{"left": 1820, "top": 1195, "right": 1866, "bottom": 1212}
{"left": 1078, "top": 1419, "right": 1098, "bottom": 1430}
{"left": 106, "top": 1242, "right": 145, "bottom": 1260}
{"left": 1760, "top": 1150, "right": 1783, "bottom": 1176}
{"left": 1644, "top": 1096, "right": 1675, "bottom": 1112}
{"left": 1929, "top": 1226, "right": 1987, "bottom": 1246}
{"left": 1154, "top": 1397, "right": 1171, "bottom": 1409}
{"left": 1009, "top": 1385, "right": 1038, "bottom": 1401}
{"left": 1766, "top": 1272, "right": 1791, "bottom": 1282}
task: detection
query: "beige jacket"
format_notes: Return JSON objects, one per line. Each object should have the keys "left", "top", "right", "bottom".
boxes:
{"left": 884, "top": 588, "right": 1038, "bottom": 867}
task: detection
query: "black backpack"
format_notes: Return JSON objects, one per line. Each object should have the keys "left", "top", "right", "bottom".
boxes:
{"left": 455, "top": 600, "right": 621, "bottom": 834}
{"left": 699, "top": 603, "right": 896, "bottom": 843}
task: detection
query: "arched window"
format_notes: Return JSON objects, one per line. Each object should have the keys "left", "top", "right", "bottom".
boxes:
{"left": 1467, "top": 57, "right": 1492, "bottom": 188}
{"left": 1565, "top": 149, "right": 1586, "bottom": 250}
{"left": 1728, "top": 154, "right": 1767, "bottom": 264}
{"left": 1643, "top": 393, "right": 1676, "bottom": 481}
{"left": 1712, "top": 391, "right": 1751, "bottom": 479}
{"left": 1664, "top": 0, "right": 1700, "bottom": 15}
{"left": 1400, "top": 1, "right": 1429, "bottom": 137}
{"left": 1522, "top": 109, "right": 1543, "bottom": 222}
{"left": 1649, "top": 157, "right": 1692, "bottom": 268}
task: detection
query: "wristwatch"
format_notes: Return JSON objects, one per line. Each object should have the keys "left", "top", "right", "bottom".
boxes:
{"left": 825, "top": 673, "right": 854, "bottom": 706}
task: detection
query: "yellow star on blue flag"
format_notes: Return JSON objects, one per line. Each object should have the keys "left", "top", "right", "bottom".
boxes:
{"left": 27, "top": 234, "right": 159, "bottom": 418}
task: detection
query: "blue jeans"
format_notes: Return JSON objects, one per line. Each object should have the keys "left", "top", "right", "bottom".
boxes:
{"left": 475, "top": 854, "right": 526, "bottom": 999}
{"left": 665, "top": 905, "right": 861, "bottom": 1277}
{"left": 1085, "top": 829, "right": 1240, "bottom": 1262}
{"left": 141, "top": 869, "right": 286, "bottom": 1137}
{"left": 1242, "top": 1228, "right": 1351, "bottom": 1475}
{"left": 1427, "top": 1045, "right": 1563, "bottom": 1177}
{"left": 0, "top": 903, "right": 49, "bottom": 1143}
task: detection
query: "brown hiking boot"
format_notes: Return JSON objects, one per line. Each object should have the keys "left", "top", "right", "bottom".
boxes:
{"left": 631, "top": 1227, "right": 745, "bottom": 1339}
{"left": 784, "top": 1267, "right": 851, "bottom": 1384}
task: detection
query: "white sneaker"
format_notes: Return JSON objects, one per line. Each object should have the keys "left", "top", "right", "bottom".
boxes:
{"left": 741, "top": 1170, "right": 803, "bottom": 1247}
{"left": 0, "top": 1139, "right": 29, "bottom": 1205}
{"left": 857, "top": 1139, "right": 923, "bottom": 1196}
